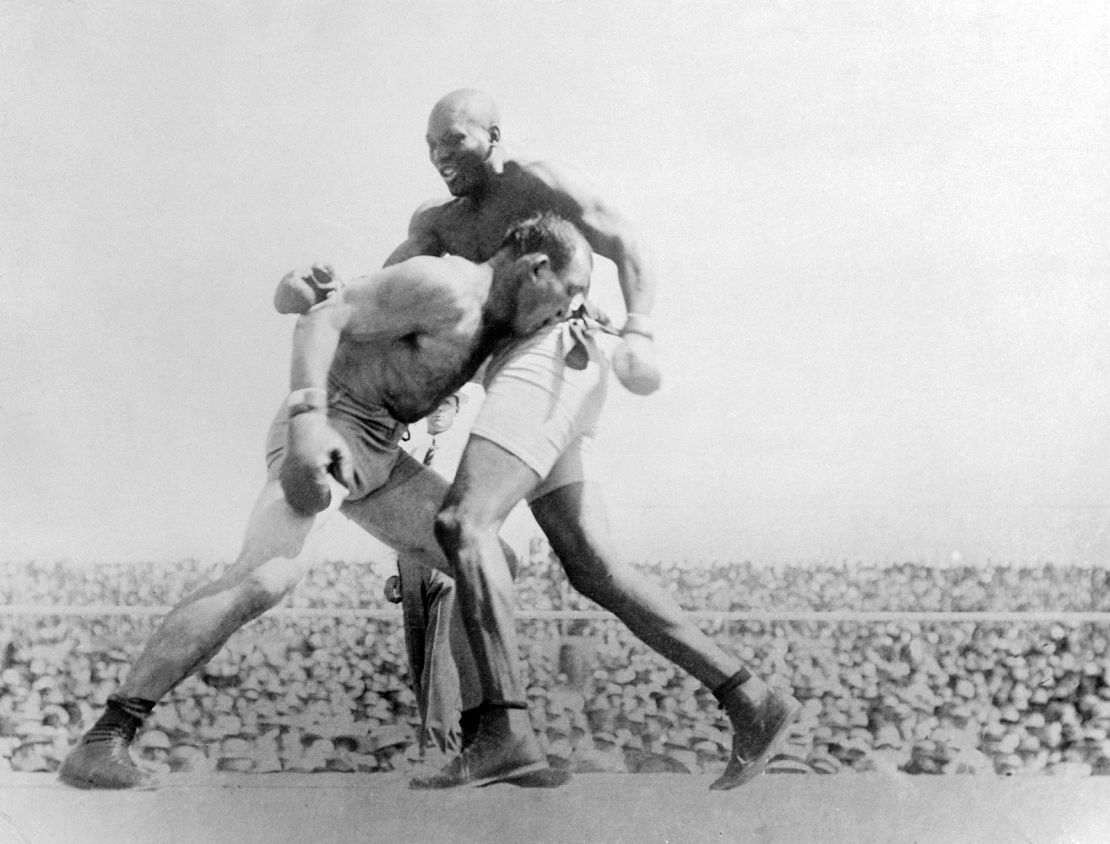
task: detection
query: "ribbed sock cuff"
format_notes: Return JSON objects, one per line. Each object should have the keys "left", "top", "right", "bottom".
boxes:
{"left": 82, "top": 695, "right": 156, "bottom": 744}
{"left": 711, "top": 669, "right": 753, "bottom": 704}
{"left": 107, "top": 694, "right": 157, "bottom": 720}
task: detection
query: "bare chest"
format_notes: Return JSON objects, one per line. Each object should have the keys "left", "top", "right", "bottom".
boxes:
{"left": 434, "top": 189, "right": 562, "bottom": 262}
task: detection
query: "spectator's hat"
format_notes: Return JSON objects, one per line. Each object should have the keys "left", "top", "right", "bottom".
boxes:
{"left": 806, "top": 751, "right": 841, "bottom": 774}
{"left": 848, "top": 726, "right": 873, "bottom": 745}
{"left": 30, "top": 676, "right": 57, "bottom": 694}
{"left": 999, "top": 704, "right": 1021, "bottom": 723}
{"left": 593, "top": 732, "right": 620, "bottom": 748}
{"left": 361, "top": 725, "right": 412, "bottom": 755}
{"left": 765, "top": 752, "right": 811, "bottom": 774}
{"left": 832, "top": 737, "right": 869, "bottom": 760}
{"left": 41, "top": 704, "right": 70, "bottom": 727}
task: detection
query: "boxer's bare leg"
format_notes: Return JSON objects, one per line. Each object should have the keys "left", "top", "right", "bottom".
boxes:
{"left": 60, "top": 477, "right": 343, "bottom": 789}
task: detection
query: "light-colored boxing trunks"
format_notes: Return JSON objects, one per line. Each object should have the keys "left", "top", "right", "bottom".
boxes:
{"left": 471, "top": 315, "right": 617, "bottom": 502}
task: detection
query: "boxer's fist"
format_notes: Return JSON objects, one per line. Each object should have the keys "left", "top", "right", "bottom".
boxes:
{"left": 612, "top": 333, "right": 661, "bottom": 395}
{"left": 279, "top": 413, "right": 353, "bottom": 514}
{"left": 274, "top": 263, "right": 342, "bottom": 314}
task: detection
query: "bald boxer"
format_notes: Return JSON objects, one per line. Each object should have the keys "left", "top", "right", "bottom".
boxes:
{"left": 383, "top": 90, "right": 802, "bottom": 789}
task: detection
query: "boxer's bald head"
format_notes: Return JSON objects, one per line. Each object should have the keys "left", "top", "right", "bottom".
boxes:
{"left": 426, "top": 89, "right": 503, "bottom": 197}
{"left": 429, "top": 89, "right": 500, "bottom": 131}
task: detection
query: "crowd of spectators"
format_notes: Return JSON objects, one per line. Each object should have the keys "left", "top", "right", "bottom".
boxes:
{"left": 5, "top": 553, "right": 1110, "bottom": 613}
{"left": 3, "top": 552, "right": 1110, "bottom": 780}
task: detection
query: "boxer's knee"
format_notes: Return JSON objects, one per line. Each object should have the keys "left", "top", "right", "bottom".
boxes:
{"left": 435, "top": 505, "right": 501, "bottom": 585}
{"left": 434, "top": 504, "right": 467, "bottom": 558}
{"left": 237, "top": 563, "right": 303, "bottom": 617}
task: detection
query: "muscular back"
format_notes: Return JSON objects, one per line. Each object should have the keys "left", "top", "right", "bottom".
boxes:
{"left": 326, "top": 256, "right": 501, "bottom": 423}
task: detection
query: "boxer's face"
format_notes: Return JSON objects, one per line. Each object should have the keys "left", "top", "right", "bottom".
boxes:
{"left": 509, "top": 241, "right": 592, "bottom": 336}
{"left": 507, "top": 257, "right": 572, "bottom": 337}
{"left": 426, "top": 109, "right": 496, "bottom": 198}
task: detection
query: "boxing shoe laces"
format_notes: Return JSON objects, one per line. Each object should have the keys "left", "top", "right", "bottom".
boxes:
{"left": 58, "top": 733, "right": 160, "bottom": 790}
{"left": 711, "top": 688, "right": 802, "bottom": 791}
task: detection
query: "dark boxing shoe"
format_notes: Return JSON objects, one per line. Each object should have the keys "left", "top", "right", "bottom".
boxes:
{"left": 58, "top": 736, "right": 160, "bottom": 790}
{"left": 710, "top": 688, "right": 802, "bottom": 791}
{"left": 410, "top": 730, "right": 548, "bottom": 789}
{"left": 446, "top": 702, "right": 571, "bottom": 789}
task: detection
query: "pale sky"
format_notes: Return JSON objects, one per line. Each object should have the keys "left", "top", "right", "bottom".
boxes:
{"left": 2, "top": 1, "right": 1108, "bottom": 567}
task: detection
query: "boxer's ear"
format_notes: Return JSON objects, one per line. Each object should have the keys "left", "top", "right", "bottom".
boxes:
{"left": 526, "top": 254, "right": 550, "bottom": 276}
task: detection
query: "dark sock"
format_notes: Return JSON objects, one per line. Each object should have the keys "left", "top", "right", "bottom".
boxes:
{"left": 711, "top": 669, "right": 753, "bottom": 706}
{"left": 82, "top": 694, "right": 156, "bottom": 744}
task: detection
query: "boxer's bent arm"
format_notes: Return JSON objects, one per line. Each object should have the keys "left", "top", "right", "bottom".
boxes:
{"left": 289, "top": 300, "right": 348, "bottom": 392}
{"left": 525, "top": 159, "right": 656, "bottom": 319}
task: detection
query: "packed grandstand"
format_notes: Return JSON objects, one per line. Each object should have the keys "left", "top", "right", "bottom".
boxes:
{"left": 3, "top": 548, "right": 1110, "bottom": 779}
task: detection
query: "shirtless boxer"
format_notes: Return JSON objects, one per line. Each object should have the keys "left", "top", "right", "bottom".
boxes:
{"left": 58, "top": 213, "right": 589, "bottom": 789}
{"left": 378, "top": 90, "right": 802, "bottom": 790}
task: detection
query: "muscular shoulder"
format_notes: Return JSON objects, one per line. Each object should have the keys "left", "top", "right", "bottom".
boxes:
{"left": 505, "top": 157, "right": 586, "bottom": 203}
{"left": 502, "top": 156, "right": 616, "bottom": 225}
{"left": 384, "top": 197, "right": 465, "bottom": 265}
{"left": 408, "top": 196, "right": 468, "bottom": 240}
{"left": 502, "top": 157, "right": 632, "bottom": 255}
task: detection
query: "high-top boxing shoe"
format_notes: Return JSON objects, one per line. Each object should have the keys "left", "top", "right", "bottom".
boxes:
{"left": 710, "top": 673, "right": 802, "bottom": 791}
{"left": 59, "top": 734, "right": 159, "bottom": 790}
{"left": 58, "top": 694, "right": 159, "bottom": 790}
